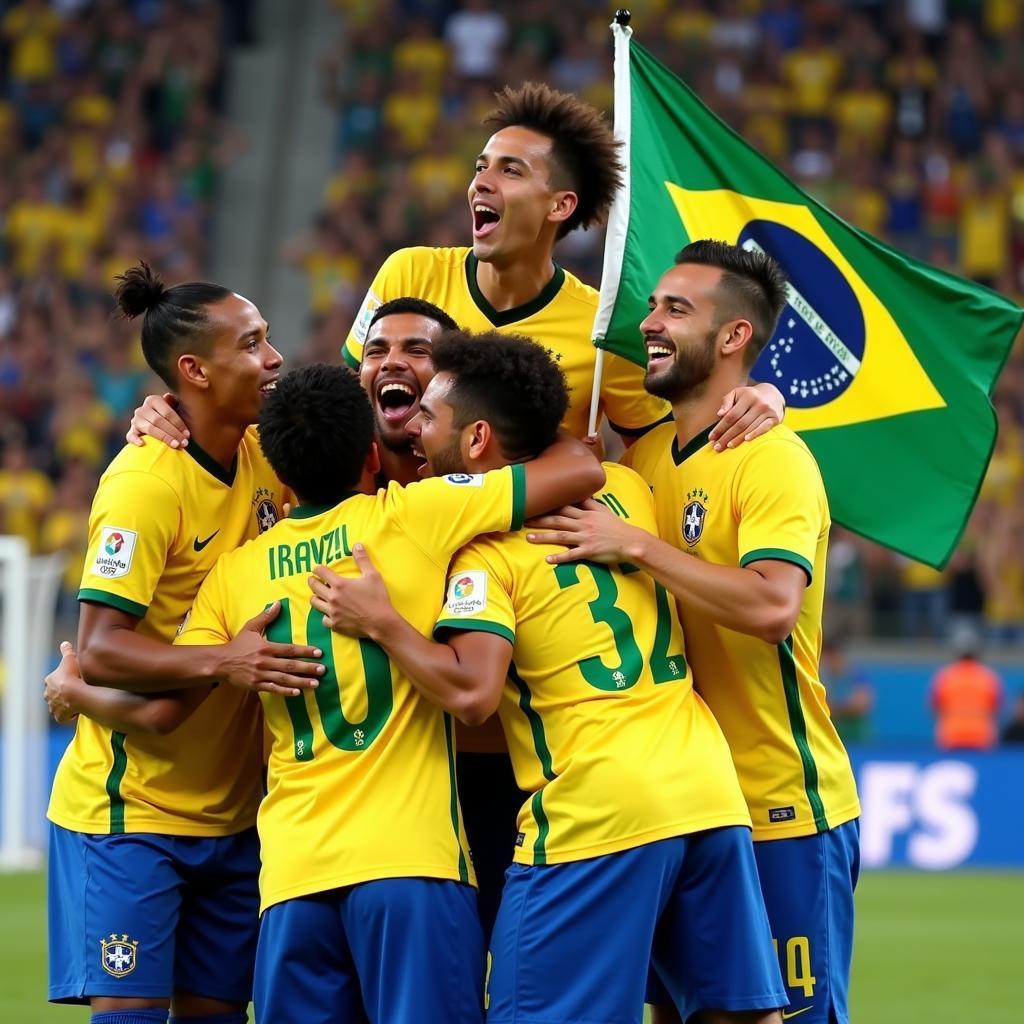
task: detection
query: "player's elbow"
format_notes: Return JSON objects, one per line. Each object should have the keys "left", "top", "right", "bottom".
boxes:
{"left": 580, "top": 459, "right": 606, "bottom": 496}
{"left": 76, "top": 643, "right": 108, "bottom": 687}
{"left": 752, "top": 602, "right": 801, "bottom": 645}
{"left": 451, "top": 687, "right": 502, "bottom": 728}
{"left": 140, "top": 704, "right": 187, "bottom": 736}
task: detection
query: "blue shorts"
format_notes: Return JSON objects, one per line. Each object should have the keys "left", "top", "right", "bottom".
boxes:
{"left": 48, "top": 823, "right": 260, "bottom": 1004}
{"left": 487, "top": 827, "right": 786, "bottom": 1024}
{"left": 755, "top": 818, "right": 860, "bottom": 1024}
{"left": 255, "top": 878, "right": 485, "bottom": 1024}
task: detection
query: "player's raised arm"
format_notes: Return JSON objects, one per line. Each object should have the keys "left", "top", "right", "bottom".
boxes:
{"left": 126, "top": 391, "right": 190, "bottom": 448}
{"left": 520, "top": 429, "right": 604, "bottom": 517}
{"left": 310, "top": 547, "right": 510, "bottom": 725}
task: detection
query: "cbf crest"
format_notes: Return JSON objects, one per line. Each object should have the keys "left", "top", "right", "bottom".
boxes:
{"left": 252, "top": 486, "right": 279, "bottom": 534}
{"left": 100, "top": 934, "right": 139, "bottom": 977}
{"left": 682, "top": 487, "right": 710, "bottom": 546}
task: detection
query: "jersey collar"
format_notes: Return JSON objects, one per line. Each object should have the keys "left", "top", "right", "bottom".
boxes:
{"left": 288, "top": 493, "right": 361, "bottom": 519}
{"left": 465, "top": 252, "right": 565, "bottom": 327}
{"left": 185, "top": 438, "right": 237, "bottom": 486}
{"left": 671, "top": 423, "right": 717, "bottom": 466}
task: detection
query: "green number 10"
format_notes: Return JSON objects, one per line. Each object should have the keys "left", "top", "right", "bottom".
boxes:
{"left": 265, "top": 598, "right": 394, "bottom": 760}
{"left": 553, "top": 562, "right": 687, "bottom": 691}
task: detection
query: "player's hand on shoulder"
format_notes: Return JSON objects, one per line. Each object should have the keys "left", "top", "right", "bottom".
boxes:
{"left": 308, "top": 545, "right": 395, "bottom": 639}
{"left": 126, "top": 392, "right": 190, "bottom": 449}
{"left": 709, "top": 381, "right": 785, "bottom": 451}
{"left": 526, "top": 498, "right": 643, "bottom": 565}
{"left": 217, "top": 602, "right": 325, "bottom": 697}
{"left": 44, "top": 641, "right": 83, "bottom": 724}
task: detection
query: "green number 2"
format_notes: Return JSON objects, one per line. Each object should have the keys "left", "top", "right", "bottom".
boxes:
{"left": 265, "top": 598, "right": 394, "bottom": 761}
{"left": 553, "top": 563, "right": 687, "bottom": 691}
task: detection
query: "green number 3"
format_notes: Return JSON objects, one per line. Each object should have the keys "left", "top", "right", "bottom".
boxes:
{"left": 554, "top": 563, "right": 687, "bottom": 691}
{"left": 265, "top": 598, "right": 394, "bottom": 760}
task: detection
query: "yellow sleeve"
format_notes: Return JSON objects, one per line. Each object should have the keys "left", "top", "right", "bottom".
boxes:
{"left": 342, "top": 247, "right": 418, "bottom": 367}
{"left": 394, "top": 463, "right": 526, "bottom": 566}
{"left": 599, "top": 352, "right": 670, "bottom": 436}
{"left": 78, "top": 471, "right": 181, "bottom": 618}
{"left": 174, "top": 557, "right": 232, "bottom": 647}
{"left": 433, "top": 541, "right": 516, "bottom": 645}
{"left": 596, "top": 463, "right": 658, "bottom": 531}
{"left": 734, "top": 440, "right": 827, "bottom": 583}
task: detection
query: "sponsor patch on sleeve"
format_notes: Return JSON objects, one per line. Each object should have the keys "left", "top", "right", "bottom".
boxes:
{"left": 443, "top": 473, "right": 484, "bottom": 487}
{"left": 444, "top": 570, "right": 487, "bottom": 616}
{"left": 91, "top": 527, "right": 138, "bottom": 580}
{"left": 352, "top": 289, "right": 382, "bottom": 346}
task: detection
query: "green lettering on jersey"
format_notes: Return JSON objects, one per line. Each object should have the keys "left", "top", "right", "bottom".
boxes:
{"left": 276, "top": 545, "right": 294, "bottom": 580}
{"left": 340, "top": 524, "right": 353, "bottom": 556}
{"left": 599, "top": 492, "right": 630, "bottom": 519}
{"left": 294, "top": 541, "right": 312, "bottom": 575}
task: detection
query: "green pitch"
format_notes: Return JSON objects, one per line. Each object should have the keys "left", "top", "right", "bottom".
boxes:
{"left": 3, "top": 870, "right": 1022, "bottom": 1022}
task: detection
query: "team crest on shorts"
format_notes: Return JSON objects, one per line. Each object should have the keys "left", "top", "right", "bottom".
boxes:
{"left": 682, "top": 487, "right": 709, "bottom": 546}
{"left": 100, "top": 934, "right": 139, "bottom": 977}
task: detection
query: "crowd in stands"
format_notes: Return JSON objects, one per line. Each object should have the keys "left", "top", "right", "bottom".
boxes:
{"left": 0, "top": 0, "right": 1022, "bottom": 647}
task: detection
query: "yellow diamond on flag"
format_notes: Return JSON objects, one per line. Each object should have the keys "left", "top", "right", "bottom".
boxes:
{"left": 665, "top": 183, "right": 945, "bottom": 432}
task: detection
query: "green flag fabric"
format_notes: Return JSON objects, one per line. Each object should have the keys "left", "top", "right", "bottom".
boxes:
{"left": 594, "top": 25, "right": 1023, "bottom": 568}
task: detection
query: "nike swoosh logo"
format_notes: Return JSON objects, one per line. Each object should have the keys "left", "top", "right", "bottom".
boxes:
{"left": 781, "top": 1008, "right": 814, "bottom": 1020}
{"left": 193, "top": 531, "right": 219, "bottom": 552}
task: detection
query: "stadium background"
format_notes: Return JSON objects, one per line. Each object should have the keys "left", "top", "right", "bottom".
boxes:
{"left": 0, "top": 0, "right": 1020, "bottom": 1020}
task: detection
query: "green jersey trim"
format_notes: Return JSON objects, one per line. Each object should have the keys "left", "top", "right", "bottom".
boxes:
{"left": 740, "top": 547, "right": 813, "bottom": 584}
{"left": 185, "top": 438, "right": 238, "bottom": 487}
{"left": 510, "top": 664, "right": 555, "bottom": 865}
{"left": 288, "top": 494, "right": 361, "bottom": 520}
{"left": 341, "top": 342, "right": 360, "bottom": 369}
{"left": 509, "top": 463, "right": 527, "bottom": 530}
{"left": 777, "top": 636, "right": 828, "bottom": 832}
{"left": 465, "top": 253, "right": 566, "bottom": 327}
{"left": 443, "top": 713, "right": 470, "bottom": 883}
{"left": 670, "top": 423, "right": 716, "bottom": 466}
{"left": 78, "top": 589, "right": 148, "bottom": 620}
{"left": 105, "top": 731, "right": 128, "bottom": 834}
{"left": 433, "top": 619, "right": 515, "bottom": 645}
{"left": 608, "top": 410, "right": 673, "bottom": 437}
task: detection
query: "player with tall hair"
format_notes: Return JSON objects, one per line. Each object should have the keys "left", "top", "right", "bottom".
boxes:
{"left": 46, "top": 263, "right": 323, "bottom": 1024}
{"left": 309, "top": 329, "right": 789, "bottom": 1024}
{"left": 527, "top": 241, "right": 861, "bottom": 1024}
{"left": 174, "top": 357, "right": 604, "bottom": 1024}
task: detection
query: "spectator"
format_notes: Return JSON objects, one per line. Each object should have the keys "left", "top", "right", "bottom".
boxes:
{"left": 444, "top": 0, "right": 507, "bottom": 81}
{"left": 1000, "top": 692, "right": 1024, "bottom": 745}
{"left": 930, "top": 626, "right": 1004, "bottom": 752}
{"left": 821, "top": 639, "right": 874, "bottom": 745}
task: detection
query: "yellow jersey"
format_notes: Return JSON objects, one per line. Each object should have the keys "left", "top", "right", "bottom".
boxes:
{"left": 623, "top": 424, "right": 860, "bottom": 841}
{"left": 47, "top": 430, "right": 286, "bottom": 837}
{"left": 434, "top": 464, "right": 749, "bottom": 865}
{"left": 342, "top": 246, "right": 668, "bottom": 438}
{"left": 176, "top": 465, "right": 527, "bottom": 912}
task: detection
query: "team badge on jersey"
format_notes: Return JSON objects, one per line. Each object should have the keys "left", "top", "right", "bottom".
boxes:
{"left": 444, "top": 473, "right": 483, "bottom": 487}
{"left": 256, "top": 498, "right": 278, "bottom": 533}
{"left": 100, "top": 934, "right": 139, "bottom": 977}
{"left": 445, "top": 571, "right": 487, "bottom": 616}
{"left": 682, "top": 488, "right": 709, "bottom": 546}
{"left": 91, "top": 527, "right": 138, "bottom": 579}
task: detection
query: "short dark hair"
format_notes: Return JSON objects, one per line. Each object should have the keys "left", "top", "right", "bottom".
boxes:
{"left": 675, "top": 240, "right": 788, "bottom": 364}
{"left": 114, "top": 261, "right": 233, "bottom": 388}
{"left": 368, "top": 296, "right": 459, "bottom": 332}
{"left": 431, "top": 330, "right": 568, "bottom": 461}
{"left": 258, "top": 363, "right": 374, "bottom": 505}
{"left": 484, "top": 82, "right": 624, "bottom": 239}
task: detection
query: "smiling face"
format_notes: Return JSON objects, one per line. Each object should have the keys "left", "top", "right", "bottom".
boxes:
{"left": 640, "top": 264, "right": 726, "bottom": 403}
{"left": 358, "top": 312, "right": 442, "bottom": 453}
{"left": 195, "top": 293, "right": 282, "bottom": 426}
{"left": 468, "top": 126, "right": 575, "bottom": 264}
{"left": 405, "top": 371, "right": 466, "bottom": 477}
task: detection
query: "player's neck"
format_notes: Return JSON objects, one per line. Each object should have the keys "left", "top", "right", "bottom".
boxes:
{"left": 672, "top": 373, "right": 745, "bottom": 452}
{"left": 474, "top": 253, "right": 557, "bottom": 313}
{"left": 378, "top": 447, "right": 422, "bottom": 486}
{"left": 179, "top": 405, "right": 247, "bottom": 472}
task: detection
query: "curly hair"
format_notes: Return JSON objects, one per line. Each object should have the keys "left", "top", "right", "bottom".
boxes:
{"left": 431, "top": 330, "right": 569, "bottom": 461}
{"left": 484, "top": 82, "right": 624, "bottom": 239}
{"left": 114, "top": 261, "right": 233, "bottom": 389}
{"left": 258, "top": 363, "right": 374, "bottom": 505}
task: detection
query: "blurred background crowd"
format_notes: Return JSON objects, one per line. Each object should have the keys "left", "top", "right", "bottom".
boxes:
{"left": 0, "top": 0, "right": 1022, "bottom": 651}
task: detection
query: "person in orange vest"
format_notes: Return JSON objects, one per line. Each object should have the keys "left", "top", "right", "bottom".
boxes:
{"left": 930, "top": 626, "right": 1004, "bottom": 751}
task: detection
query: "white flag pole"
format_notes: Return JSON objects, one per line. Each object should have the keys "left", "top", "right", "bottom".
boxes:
{"left": 587, "top": 10, "right": 634, "bottom": 436}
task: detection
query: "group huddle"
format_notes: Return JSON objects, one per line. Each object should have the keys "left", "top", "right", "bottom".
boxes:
{"left": 44, "top": 83, "right": 859, "bottom": 1024}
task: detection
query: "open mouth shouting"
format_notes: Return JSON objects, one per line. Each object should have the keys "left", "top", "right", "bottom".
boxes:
{"left": 645, "top": 338, "right": 676, "bottom": 374}
{"left": 375, "top": 376, "right": 419, "bottom": 426}
{"left": 473, "top": 202, "right": 501, "bottom": 239}
{"left": 259, "top": 377, "right": 279, "bottom": 396}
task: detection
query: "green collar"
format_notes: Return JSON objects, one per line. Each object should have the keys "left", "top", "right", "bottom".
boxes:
{"left": 185, "top": 438, "right": 237, "bottom": 486}
{"left": 465, "top": 252, "right": 565, "bottom": 327}
{"left": 288, "top": 493, "right": 361, "bottom": 519}
{"left": 671, "top": 423, "right": 717, "bottom": 466}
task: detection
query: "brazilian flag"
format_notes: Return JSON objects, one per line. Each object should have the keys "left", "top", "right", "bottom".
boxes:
{"left": 594, "top": 25, "right": 1023, "bottom": 568}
